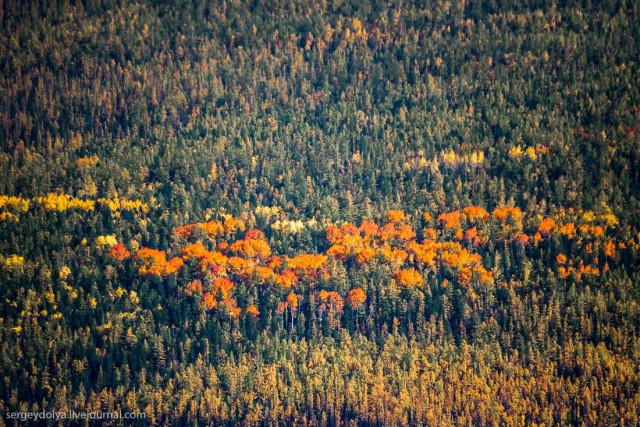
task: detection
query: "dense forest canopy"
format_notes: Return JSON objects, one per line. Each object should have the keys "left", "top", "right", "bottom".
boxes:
{"left": 1, "top": 0, "right": 640, "bottom": 425}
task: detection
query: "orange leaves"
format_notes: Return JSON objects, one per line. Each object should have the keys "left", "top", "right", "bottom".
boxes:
{"left": 318, "top": 290, "right": 344, "bottom": 327}
{"left": 326, "top": 243, "right": 350, "bottom": 261}
{"left": 174, "top": 216, "right": 246, "bottom": 242}
{"left": 407, "top": 241, "right": 437, "bottom": 267}
{"left": 227, "top": 256, "right": 255, "bottom": 277}
{"left": 175, "top": 220, "right": 224, "bottom": 239}
{"left": 229, "top": 237, "right": 271, "bottom": 259}
{"left": 199, "top": 251, "right": 228, "bottom": 273}
{"left": 135, "top": 247, "right": 166, "bottom": 265}
{"left": 604, "top": 239, "right": 616, "bottom": 258}
{"left": 394, "top": 268, "right": 423, "bottom": 288}
{"left": 286, "top": 292, "right": 302, "bottom": 314}
{"left": 492, "top": 206, "right": 524, "bottom": 224}
{"left": 254, "top": 266, "right": 275, "bottom": 282}
{"left": 136, "top": 248, "right": 184, "bottom": 276}
{"left": 512, "top": 232, "right": 529, "bottom": 246}
{"left": 386, "top": 210, "right": 407, "bottom": 223}
{"left": 538, "top": 217, "right": 556, "bottom": 236}
{"left": 478, "top": 270, "right": 494, "bottom": 286}
{"left": 223, "top": 217, "right": 246, "bottom": 234}
{"left": 590, "top": 225, "right": 605, "bottom": 238}
{"left": 245, "top": 229, "right": 266, "bottom": 240}
{"left": 463, "top": 206, "right": 489, "bottom": 222}
{"left": 347, "top": 288, "right": 366, "bottom": 310}
{"left": 287, "top": 253, "right": 327, "bottom": 272}
{"left": 442, "top": 248, "right": 481, "bottom": 271}
{"left": 181, "top": 242, "right": 209, "bottom": 260}
{"left": 559, "top": 223, "right": 577, "bottom": 239}
{"left": 464, "top": 227, "right": 478, "bottom": 243}
{"left": 212, "top": 277, "right": 234, "bottom": 299}
{"left": 437, "top": 210, "right": 462, "bottom": 230}
{"left": 109, "top": 243, "right": 130, "bottom": 261}
{"left": 203, "top": 292, "right": 217, "bottom": 310}
{"left": 355, "top": 247, "right": 376, "bottom": 264}
{"left": 380, "top": 245, "right": 408, "bottom": 267}
{"left": 165, "top": 257, "right": 185, "bottom": 275}
{"left": 275, "top": 269, "right": 298, "bottom": 289}
{"left": 556, "top": 253, "right": 567, "bottom": 265}
{"left": 185, "top": 279, "right": 203, "bottom": 296}
{"left": 246, "top": 304, "right": 260, "bottom": 318}
{"left": 359, "top": 219, "right": 379, "bottom": 236}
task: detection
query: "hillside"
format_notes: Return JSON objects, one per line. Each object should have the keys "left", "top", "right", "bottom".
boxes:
{"left": 1, "top": 0, "right": 640, "bottom": 425}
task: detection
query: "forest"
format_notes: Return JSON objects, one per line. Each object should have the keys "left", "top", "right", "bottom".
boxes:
{"left": 1, "top": 0, "right": 640, "bottom": 425}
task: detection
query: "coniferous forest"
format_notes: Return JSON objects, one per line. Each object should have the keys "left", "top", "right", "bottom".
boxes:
{"left": 1, "top": 0, "right": 640, "bottom": 425}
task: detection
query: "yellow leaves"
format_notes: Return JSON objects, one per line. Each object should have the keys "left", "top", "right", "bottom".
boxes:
{"left": 379, "top": 245, "right": 408, "bottom": 267}
{"left": 351, "top": 18, "right": 367, "bottom": 40}
{"left": 508, "top": 145, "right": 524, "bottom": 158}
{"left": 525, "top": 146, "right": 537, "bottom": 161}
{"left": 255, "top": 205, "right": 281, "bottom": 218}
{"left": 441, "top": 149, "right": 459, "bottom": 167}
{"left": 3, "top": 254, "right": 25, "bottom": 272}
{"left": 582, "top": 210, "right": 596, "bottom": 223}
{"left": 37, "top": 193, "right": 95, "bottom": 211}
{"left": 478, "top": 270, "right": 495, "bottom": 286}
{"left": 355, "top": 246, "right": 376, "bottom": 264}
{"left": 602, "top": 213, "right": 619, "bottom": 228}
{"left": 97, "top": 197, "right": 148, "bottom": 213}
{"left": 3, "top": 194, "right": 147, "bottom": 217}
{"left": 129, "top": 290, "right": 140, "bottom": 305}
{"left": 254, "top": 266, "right": 275, "bottom": 283}
{"left": 271, "top": 219, "right": 305, "bottom": 233}
{"left": 408, "top": 241, "right": 437, "bottom": 267}
{"left": 96, "top": 322, "right": 112, "bottom": 333}
{"left": 90, "top": 297, "right": 97, "bottom": 309}
{"left": 0, "top": 212, "right": 19, "bottom": 222}
{"left": 96, "top": 234, "right": 118, "bottom": 249}
{"left": 75, "top": 155, "right": 100, "bottom": 167}
{"left": 59, "top": 266, "right": 72, "bottom": 280}
{"left": 508, "top": 145, "right": 537, "bottom": 161}
{"left": 203, "top": 292, "right": 217, "bottom": 310}
{"left": 0, "top": 195, "right": 29, "bottom": 213}
{"left": 468, "top": 151, "right": 485, "bottom": 165}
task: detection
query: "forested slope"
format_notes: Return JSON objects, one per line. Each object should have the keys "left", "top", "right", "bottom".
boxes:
{"left": 1, "top": 0, "right": 640, "bottom": 425}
